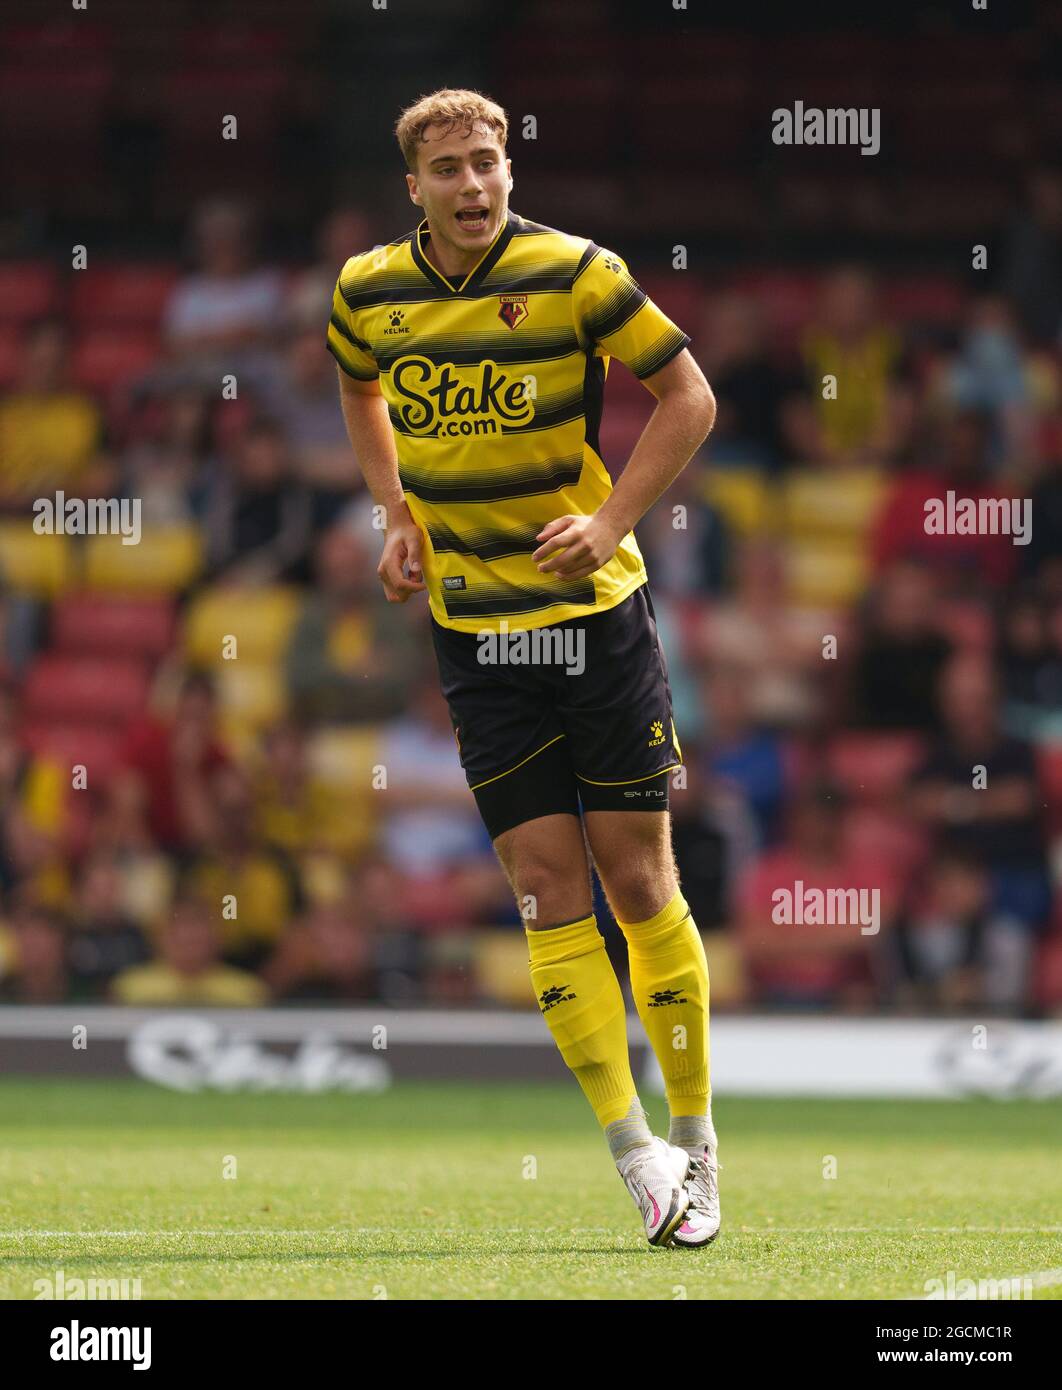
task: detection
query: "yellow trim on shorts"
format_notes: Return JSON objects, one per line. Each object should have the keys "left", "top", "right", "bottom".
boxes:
{"left": 468, "top": 734, "right": 567, "bottom": 793}
{"left": 576, "top": 762, "right": 681, "bottom": 787}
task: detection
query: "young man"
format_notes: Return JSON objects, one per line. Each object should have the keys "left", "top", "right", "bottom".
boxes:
{"left": 329, "top": 89, "right": 720, "bottom": 1248}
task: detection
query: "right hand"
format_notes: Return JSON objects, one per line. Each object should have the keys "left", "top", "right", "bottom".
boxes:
{"left": 377, "top": 503, "right": 428, "bottom": 604}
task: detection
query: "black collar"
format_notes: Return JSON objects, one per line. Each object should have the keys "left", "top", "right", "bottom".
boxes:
{"left": 411, "top": 208, "right": 519, "bottom": 295}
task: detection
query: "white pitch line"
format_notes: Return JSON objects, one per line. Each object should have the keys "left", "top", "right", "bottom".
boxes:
{"left": 1, "top": 1226, "right": 1061, "bottom": 1239}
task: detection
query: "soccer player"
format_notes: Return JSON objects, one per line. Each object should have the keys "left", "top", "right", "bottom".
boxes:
{"left": 329, "top": 89, "right": 720, "bottom": 1248}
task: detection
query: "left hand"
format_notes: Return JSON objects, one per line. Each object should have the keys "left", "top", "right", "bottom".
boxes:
{"left": 532, "top": 513, "right": 623, "bottom": 581}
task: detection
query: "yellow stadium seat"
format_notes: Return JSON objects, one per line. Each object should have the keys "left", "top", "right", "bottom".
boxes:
{"left": 701, "top": 930, "right": 748, "bottom": 1008}
{"left": 473, "top": 929, "right": 533, "bottom": 1006}
{"left": 308, "top": 726, "right": 384, "bottom": 790}
{"left": 84, "top": 527, "right": 202, "bottom": 594}
{"left": 785, "top": 539, "right": 870, "bottom": 606}
{"left": 184, "top": 585, "right": 302, "bottom": 666}
{"left": 702, "top": 469, "right": 774, "bottom": 536}
{"left": 0, "top": 522, "right": 72, "bottom": 596}
{"left": 214, "top": 662, "right": 289, "bottom": 734}
{"left": 779, "top": 467, "right": 885, "bottom": 543}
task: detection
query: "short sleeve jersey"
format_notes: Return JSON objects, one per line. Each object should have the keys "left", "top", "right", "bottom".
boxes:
{"left": 327, "top": 209, "right": 690, "bottom": 633}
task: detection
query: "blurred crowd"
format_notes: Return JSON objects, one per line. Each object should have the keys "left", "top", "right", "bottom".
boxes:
{"left": 0, "top": 188, "right": 1060, "bottom": 1016}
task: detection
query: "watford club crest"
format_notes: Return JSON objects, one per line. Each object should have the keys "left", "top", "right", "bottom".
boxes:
{"left": 498, "top": 294, "right": 529, "bottom": 329}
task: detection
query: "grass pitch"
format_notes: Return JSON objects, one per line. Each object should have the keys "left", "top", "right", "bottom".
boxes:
{"left": 0, "top": 1079, "right": 1059, "bottom": 1299}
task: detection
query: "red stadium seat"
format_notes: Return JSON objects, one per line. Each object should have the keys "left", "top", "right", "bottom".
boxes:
{"left": 70, "top": 329, "right": 159, "bottom": 393}
{"left": 23, "top": 655, "right": 150, "bottom": 725}
{"left": 20, "top": 723, "right": 126, "bottom": 785}
{"left": 50, "top": 595, "right": 177, "bottom": 660}
{"left": 827, "top": 732, "right": 929, "bottom": 803}
{"left": 0, "top": 262, "right": 61, "bottom": 324}
{"left": 69, "top": 265, "right": 180, "bottom": 328}
{"left": 1036, "top": 746, "right": 1062, "bottom": 835}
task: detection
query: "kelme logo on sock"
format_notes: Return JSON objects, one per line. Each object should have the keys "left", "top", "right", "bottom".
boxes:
{"left": 538, "top": 984, "right": 576, "bottom": 1012}
{"left": 647, "top": 988, "right": 688, "bottom": 1007}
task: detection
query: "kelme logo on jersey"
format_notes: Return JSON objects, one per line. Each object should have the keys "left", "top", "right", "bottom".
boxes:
{"left": 648, "top": 719, "right": 665, "bottom": 747}
{"left": 392, "top": 355, "right": 535, "bottom": 437}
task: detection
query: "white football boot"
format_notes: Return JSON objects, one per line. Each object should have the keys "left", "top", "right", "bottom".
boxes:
{"left": 617, "top": 1136, "right": 691, "bottom": 1247}
{"left": 669, "top": 1142, "right": 721, "bottom": 1248}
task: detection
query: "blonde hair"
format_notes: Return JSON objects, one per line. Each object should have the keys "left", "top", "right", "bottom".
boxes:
{"left": 395, "top": 88, "right": 508, "bottom": 173}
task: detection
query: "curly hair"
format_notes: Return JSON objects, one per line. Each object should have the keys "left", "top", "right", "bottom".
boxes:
{"left": 394, "top": 88, "right": 508, "bottom": 174}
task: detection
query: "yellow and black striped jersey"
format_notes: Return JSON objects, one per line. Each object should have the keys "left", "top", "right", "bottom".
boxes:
{"left": 327, "top": 209, "right": 690, "bottom": 633}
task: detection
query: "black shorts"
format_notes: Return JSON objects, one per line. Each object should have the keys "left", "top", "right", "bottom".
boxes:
{"left": 430, "top": 583, "right": 683, "bottom": 840}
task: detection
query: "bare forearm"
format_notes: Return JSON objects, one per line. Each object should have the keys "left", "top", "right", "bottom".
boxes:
{"left": 597, "top": 388, "right": 715, "bottom": 538}
{"left": 337, "top": 371, "right": 406, "bottom": 513}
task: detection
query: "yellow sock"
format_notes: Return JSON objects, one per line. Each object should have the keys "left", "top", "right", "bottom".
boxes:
{"left": 617, "top": 890, "right": 710, "bottom": 1119}
{"left": 526, "top": 914, "right": 639, "bottom": 1129}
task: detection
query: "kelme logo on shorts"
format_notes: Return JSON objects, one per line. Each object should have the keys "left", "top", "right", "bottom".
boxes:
{"left": 648, "top": 719, "right": 665, "bottom": 747}
{"left": 392, "top": 356, "right": 535, "bottom": 438}
{"left": 538, "top": 984, "right": 576, "bottom": 1013}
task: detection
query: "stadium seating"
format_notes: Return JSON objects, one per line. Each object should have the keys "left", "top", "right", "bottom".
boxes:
{"left": 23, "top": 654, "right": 149, "bottom": 724}
{"left": 84, "top": 528, "right": 203, "bottom": 594}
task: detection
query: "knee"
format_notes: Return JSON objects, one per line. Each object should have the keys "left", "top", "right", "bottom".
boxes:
{"left": 595, "top": 840, "right": 677, "bottom": 925}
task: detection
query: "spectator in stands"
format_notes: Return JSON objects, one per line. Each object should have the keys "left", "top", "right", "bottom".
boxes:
{"left": 0, "top": 317, "right": 105, "bottom": 509}
{"left": 870, "top": 408, "right": 1019, "bottom": 591}
{"left": 255, "top": 323, "right": 360, "bottom": 523}
{"left": 1020, "top": 448, "right": 1062, "bottom": 591}
{"left": 669, "top": 744, "right": 758, "bottom": 931}
{"left": 701, "top": 659, "right": 785, "bottom": 844}
{"left": 109, "top": 670, "right": 230, "bottom": 855}
{"left": 286, "top": 205, "right": 374, "bottom": 329}
{"left": 910, "top": 654, "right": 1050, "bottom": 934}
{"left": 203, "top": 416, "right": 312, "bottom": 584}
{"left": 847, "top": 560, "right": 953, "bottom": 732}
{"left": 183, "top": 763, "right": 304, "bottom": 971}
{"left": 782, "top": 266, "right": 914, "bottom": 467}
{"left": 263, "top": 896, "right": 378, "bottom": 1002}
{"left": 121, "top": 386, "right": 217, "bottom": 526}
{"left": 637, "top": 458, "right": 729, "bottom": 599}
{"left": 0, "top": 902, "right": 68, "bottom": 1003}
{"left": 377, "top": 681, "right": 499, "bottom": 930}
{"left": 0, "top": 686, "right": 67, "bottom": 904}
{"left": 1001, "top": 164, "right": 1062, "bottom": 347}
{"left": 736, "top": 783, "right": 897, "bottom": 1010}
{"left": 941, "top": 295, "right": 1033, "bottom": 467}
{"left": 286, "top": 524, "right": 420, "bottom": 723}
{"left": 997, "top": 586, "right": 1062, "bottom": 742}
{"left": 66, "top": 850, "right": 150, "bottom": 1000}
{"left": 696, "top": 290, "right": 791, "bottom": 471}
{"left": 112, "top": 895, "right": 267, "bottom": 1006}
{"left": 254, "top": 719, "right": 374, "bottom": 863}
{"left": 162, "top": 199, "right": 284, "bottom": 367}
{"left": 688, "top": 538, "right": 833, "bottom": 728}
{"left": 889, "top": 850, "right": 1031, "bottom": 1013}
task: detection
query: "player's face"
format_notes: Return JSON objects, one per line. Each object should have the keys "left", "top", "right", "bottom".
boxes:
{"left": 407, "top": 124, "right": 512, "bottom": 256}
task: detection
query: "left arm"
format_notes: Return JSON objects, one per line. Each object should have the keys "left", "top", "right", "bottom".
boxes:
{"left": 533, "top": 348, "right": 716, "bottom": 579}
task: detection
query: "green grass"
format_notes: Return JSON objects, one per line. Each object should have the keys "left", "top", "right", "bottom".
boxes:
{"left": 0, "top": 1080, "right": 1059, "bottom": 1299}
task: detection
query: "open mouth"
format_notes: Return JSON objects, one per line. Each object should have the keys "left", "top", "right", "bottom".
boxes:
{"left": 455, "top": 207, "right": 489, "bottom": 231}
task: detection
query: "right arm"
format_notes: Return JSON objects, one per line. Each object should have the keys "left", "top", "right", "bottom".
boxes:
{"left": 336, "top": 366, "right": 427, "bottom": 604}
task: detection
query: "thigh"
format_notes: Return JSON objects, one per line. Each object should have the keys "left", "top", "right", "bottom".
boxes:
{"left": 430, "top": 617, "right": 579, "bottom": 840}
{"left": 558, "top": 584, "right": 682, "bottom": 803}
